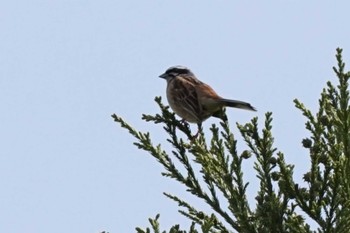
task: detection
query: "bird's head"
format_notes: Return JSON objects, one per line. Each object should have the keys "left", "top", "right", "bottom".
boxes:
{"left": 159, "top": 66, "right": 194, "bottom": 81}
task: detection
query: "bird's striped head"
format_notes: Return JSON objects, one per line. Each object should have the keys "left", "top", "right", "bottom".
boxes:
{"left": 159, "top": 66, "right": 194, "bottom": 81}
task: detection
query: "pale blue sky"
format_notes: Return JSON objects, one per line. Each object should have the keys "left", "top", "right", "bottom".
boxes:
{"left": 1, "top": 1, "right": 350, "bottom": 232}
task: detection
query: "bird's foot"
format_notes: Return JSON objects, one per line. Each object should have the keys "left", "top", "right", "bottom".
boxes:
{"left": 189, "top": 123, "right": 202, "bottom": 142}
{"left": 189, "top": 130, "right": 200, "bottom": 142}
{"left": 178, "top": 119, "right": 202, "bottom": 142}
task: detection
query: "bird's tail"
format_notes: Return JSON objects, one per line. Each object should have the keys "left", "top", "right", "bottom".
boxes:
{"left": 219, "top": 98, "right": 257, "bottom": 111}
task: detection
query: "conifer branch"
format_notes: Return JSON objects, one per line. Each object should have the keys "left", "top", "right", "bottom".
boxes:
{"left": 113, "top": 48, "right": 350, "bottom": 233}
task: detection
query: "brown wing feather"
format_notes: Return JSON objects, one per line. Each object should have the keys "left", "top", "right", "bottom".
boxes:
{"left": 194, "top": 82, "right": 223, "bottom": 116}
{"left": 195, "top": 82, "right": 221, "bottom": 101}
{"left": 167, "top": 76, "right": 202, "bottom": 122}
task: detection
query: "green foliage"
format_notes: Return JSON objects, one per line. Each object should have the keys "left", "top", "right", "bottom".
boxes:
{"left": 292, "top": 48, "right": 350, "bottom": 233}
{"left": 112, "top": 48, "right": 350, "bottom": 233}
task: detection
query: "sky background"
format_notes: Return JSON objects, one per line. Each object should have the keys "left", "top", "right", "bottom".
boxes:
{"left": 1, "top": 1, "right": 350, "bottom": 232}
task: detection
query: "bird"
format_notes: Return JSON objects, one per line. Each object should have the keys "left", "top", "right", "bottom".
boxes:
{"left": 159, "top": 65, "right": 256, "bottom": 137}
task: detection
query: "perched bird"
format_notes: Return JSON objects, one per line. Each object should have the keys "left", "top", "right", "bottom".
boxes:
{"left": 159, "top": 66, "right": 256, "bottom": 137}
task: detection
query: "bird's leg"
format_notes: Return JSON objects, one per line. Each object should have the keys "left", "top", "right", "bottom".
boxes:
{"left": 190, "top": 122, "right": 202, "bottom": 140}
{"left": 178, "top": 119, "right": 201, "bottom": 141}
{"left": 176, "top": 119, "right": 192, "bottom": 139}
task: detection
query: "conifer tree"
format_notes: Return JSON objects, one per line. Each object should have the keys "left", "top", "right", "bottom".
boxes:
{"left": 112, "top": 48, "right": 350, "bottom": 233}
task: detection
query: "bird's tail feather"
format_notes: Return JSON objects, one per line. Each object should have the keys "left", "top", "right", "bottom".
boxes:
{"left": 220, "top": 98, "right": 257, "bottom": 111}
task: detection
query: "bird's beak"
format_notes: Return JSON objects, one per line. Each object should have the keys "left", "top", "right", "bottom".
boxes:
{"left": 159, "top": 73, "right": 167, "bottom": 79}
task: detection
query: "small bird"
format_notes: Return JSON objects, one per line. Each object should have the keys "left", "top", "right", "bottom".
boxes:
{"left": 159, "top": 66, "right": 256, "bottom": 137}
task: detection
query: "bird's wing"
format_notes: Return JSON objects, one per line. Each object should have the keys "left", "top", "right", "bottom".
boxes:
{"left": 194, "top": 81, "right": 223, "bottom": 112}
{"left": 172, "top": 76, "right": 202, "bottom": 121}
